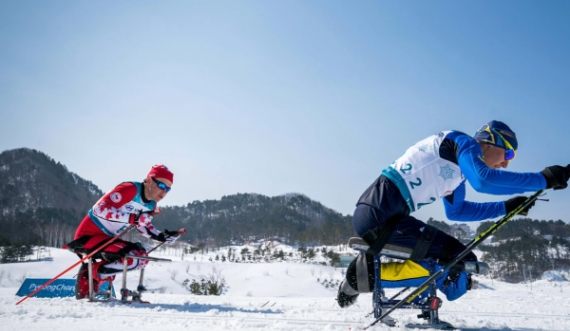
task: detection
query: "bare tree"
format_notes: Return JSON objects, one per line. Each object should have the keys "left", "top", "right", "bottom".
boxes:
{"left": 169, "top": 269, "right": 179, "bottom": 281}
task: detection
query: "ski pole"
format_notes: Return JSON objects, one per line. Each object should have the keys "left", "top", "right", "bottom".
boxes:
{"left": 365, "top": 287, "right": 410, "bottom": 318}
{"left": 363, "top": 189, "right": 544, "bottom": 330}
{"left": 147, "top": 228, "right": 186, "bottom": 254}
{"left": 138, "top": 228, "right": 186, "bottom": 290}
{"left": 15, "top": 223, "right": 137, "bottom": 305}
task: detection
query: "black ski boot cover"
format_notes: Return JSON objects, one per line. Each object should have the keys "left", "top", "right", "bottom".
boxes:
{"left": 337, "top": 279, "right": 359, "bottom": 308}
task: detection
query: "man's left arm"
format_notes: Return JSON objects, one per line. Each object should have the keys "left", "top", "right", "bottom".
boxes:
{"left": 137, "top": 213, "right": 179, "bottom": 243}
{"left": 443, "top": 181, "right": 506, "bottom": 222}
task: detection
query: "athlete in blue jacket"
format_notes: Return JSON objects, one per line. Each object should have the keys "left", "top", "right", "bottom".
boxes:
{"left": 337, "top": 120, "right": 570, "bottom": 307}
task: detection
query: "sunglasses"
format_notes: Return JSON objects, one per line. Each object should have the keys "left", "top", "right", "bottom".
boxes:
{"left": 152, "top": 177, "right": 172, "bottom": 192}
{"left": 493, "top": 130, "right": 516, "bottom": 162}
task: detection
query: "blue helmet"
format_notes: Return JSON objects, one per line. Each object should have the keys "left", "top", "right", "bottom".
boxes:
{"left": 474, "top": 120, "right": 518, "bottom": 151}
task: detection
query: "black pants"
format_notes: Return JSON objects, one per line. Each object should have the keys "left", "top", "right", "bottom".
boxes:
{"left": 353, "top": 204, "right": 477, "bottom": 263}
{"left": 346, "top": 175, "right": 476, "bottom": 292}
{"left": 347, "top": 204, "right": 476, "bottom": 292}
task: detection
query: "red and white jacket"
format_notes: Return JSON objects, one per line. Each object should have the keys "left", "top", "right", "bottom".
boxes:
{"left": 75, "top": 182, "right": 161, "bottom": 240}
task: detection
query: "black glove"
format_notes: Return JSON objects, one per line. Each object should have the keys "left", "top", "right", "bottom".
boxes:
{"left": 153, "top": 229, "right": 180, "bottom": 243}
{"left": 444, "top": 264, "right": 463, "bottom": 287}
{"left": 163, "top": 229, "right": 180, "bottom": 243}
{"left": 151, "top": 232, "right": 167, "bottom": 242}
{"left": 541, "top": 165, "right": 570, "bottom": 190}
{"left": 505, "top": 196, "right": 536, "bottom": 216}
{"left": 163, "top": 229, "right": 180, "bottom": 237}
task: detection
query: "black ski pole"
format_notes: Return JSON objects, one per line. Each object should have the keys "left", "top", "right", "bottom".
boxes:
{"left": 365, "top": 287, "right": 411, "bottom": 318}
{"left": 148, "top": 228, "right": 186, "bottom": 254}
{"left": 362, "top": 189, "right": 544, "bottom": 330}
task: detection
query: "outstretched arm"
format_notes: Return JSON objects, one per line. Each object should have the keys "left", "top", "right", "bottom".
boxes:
{"left": 443, "top": 181, "right": 506, "bottom": 222}
{"left": 137, "top": 214, "right": 180, "bottom": 243}
{"left": 136, "top": 213, "right": 162, "bottom": 240}
{"left": 452, "top": 133, "right": 546, "bottom": 195}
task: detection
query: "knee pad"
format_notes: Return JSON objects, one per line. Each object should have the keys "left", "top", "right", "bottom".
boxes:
{"left": 129, "top": 249, "right": 149, "bottom": 270}
{"left": 437, "top": 233, "right": 477, "bottom": 263}
{"left": 92, "top": 261, "right": 117, "bottom": 282}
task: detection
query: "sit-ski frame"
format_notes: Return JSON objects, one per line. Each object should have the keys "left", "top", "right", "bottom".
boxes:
{"left": 87, "top": 254, "right": 172, "bottom": 303}
{"left": 349, "top": 238, "right": 453, "bottom": 329}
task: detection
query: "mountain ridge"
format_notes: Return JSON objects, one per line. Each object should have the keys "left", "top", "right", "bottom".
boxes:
{"left": 0, "top": 148, "right": 354, "bottom": 247}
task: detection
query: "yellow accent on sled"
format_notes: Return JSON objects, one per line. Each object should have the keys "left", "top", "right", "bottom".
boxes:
{"left": 380, "top": 260, "right": 429, "bottom": 281}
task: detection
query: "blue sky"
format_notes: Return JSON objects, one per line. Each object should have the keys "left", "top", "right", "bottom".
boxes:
{"left": 1, "top": 1, "right": 569, "bottom": 226}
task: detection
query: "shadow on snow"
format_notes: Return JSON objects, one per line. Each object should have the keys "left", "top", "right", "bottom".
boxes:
{"left": 102, "top": 301, "right": 282, "bottom": 315}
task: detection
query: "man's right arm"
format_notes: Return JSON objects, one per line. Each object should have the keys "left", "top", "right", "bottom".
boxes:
{"left": 453, "top": 134, "right": 547, "bottom": 195}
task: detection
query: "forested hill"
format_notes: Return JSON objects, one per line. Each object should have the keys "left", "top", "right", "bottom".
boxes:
{"left": 476, "top": 218, "right": 570, "bottom": 283}
{"left": 153, "top": 193, "right": 354, "bottom": 247}
{"left": 0, "top": 148, "right": 103, "bottom": 247}
{"left": 0, "top": 148, "right": 354, "bottom": 250}
{"left": 0, "top": 148, "right": 103, "bottom": 216}
{"left": 476, "top": 218, "right": 570, "bottom": 241}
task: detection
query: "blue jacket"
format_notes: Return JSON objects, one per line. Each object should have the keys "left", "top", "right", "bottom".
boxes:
{"left": 442, "top": 131, "right": 545, "bottom": 222}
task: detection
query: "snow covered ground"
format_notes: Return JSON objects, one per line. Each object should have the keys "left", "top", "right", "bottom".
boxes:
{"left": 1, "top": 246, "right": 570, "bottom": 331}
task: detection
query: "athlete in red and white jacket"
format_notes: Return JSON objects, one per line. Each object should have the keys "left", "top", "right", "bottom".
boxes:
{"left": 69, "top": 164, "right": 179, "bottom": 299}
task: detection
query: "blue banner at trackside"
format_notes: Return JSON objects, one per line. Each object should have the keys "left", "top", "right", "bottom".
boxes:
{"left": 16, "top": 278, "right": 115, "bottom": 299}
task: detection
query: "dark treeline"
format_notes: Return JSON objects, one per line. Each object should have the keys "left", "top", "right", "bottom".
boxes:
{"left": 476, "top": 218, "right": 570, "bottom": 282}
{"left": 153, "top": 193, "right": 355, "bottom": 248}
{"left": 0, "top": 148, "right": 102, "bottom": 217}
{"left": 428, "top": 217, "right": 570, "bottom": 283}
{"left": 0, "top": 149, "right": 356, "bottom": 256}
{"left": 0, "top": 192, "right": 356, "bottom": 262}
{"left": 2, "top": 148, "right": 570, "bottom": 284}
{"left": 0, "top": 208, "right": 83, "bottom": 262}
{"left": 0, "top": 148, "right": 102, "bottom": 262}
{"left": 476, "top": 218, "right": 570, "bottom": 240}
{"left": 0, "top": 149, "right": 356, "bottom": 261}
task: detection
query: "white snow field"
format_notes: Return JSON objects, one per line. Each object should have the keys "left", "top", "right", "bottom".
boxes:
{"left": 1, "top": 246, "right": 570, "bottom": 331}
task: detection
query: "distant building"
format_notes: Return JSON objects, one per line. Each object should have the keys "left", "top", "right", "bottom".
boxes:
{"left": 338, "top": 255, "right": 354, "bottom": 268}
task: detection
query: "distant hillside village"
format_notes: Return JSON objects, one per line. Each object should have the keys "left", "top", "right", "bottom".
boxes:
{"left": 1, "top": 148, "right": 570, "bottom": 283}
{"left": 428, "top": 217, "right": 570, "bottom": 283}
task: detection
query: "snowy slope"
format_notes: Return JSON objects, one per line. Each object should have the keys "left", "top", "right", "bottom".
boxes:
{"left": 1, "top": 247, "right": 570, "bottom": 331}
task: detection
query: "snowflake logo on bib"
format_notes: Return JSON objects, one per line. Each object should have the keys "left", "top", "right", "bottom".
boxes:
{"left": 439, "top": 165, "right": 454, "bottom": 181}
{"left": 418, "top": 144, "right": 435, "bottom": 153}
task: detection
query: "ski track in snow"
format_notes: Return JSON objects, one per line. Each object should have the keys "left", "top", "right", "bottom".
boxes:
{"left": 1, "top": 247, "right": 570, "bottom": 331}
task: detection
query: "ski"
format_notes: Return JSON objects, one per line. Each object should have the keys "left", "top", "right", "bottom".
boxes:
{"left": 87, "top": 298, "right": 151, "bottom": 304}
{"left": 362, "top": 189, "right": 544, "bottom": 330}
{"left": 123, "top": 300, "right": 151, "bottom": 304}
